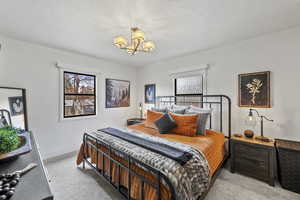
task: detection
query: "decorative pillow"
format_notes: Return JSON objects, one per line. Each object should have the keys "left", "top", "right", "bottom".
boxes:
{"left": 185, "top": 107, "right": 212, "bottom": 135}
{"left": 188, "top": 105, "right": 212, "bottom": 113}
{"left": 154, "top": 113, "right": 177, "bottom": 134}
{"left": 173, "top": 105, "right": 188, "bottom": 109}
{"left": 151, "top": 107, "right": 167, "bottom": 113}
{"left": 169, "top": 113, "right": 198, "bottom": 137}
{"left": 167, "top": 105, "right": 188, "bottom": 114}
{"left": 144, "top": 110, "right": 164, "bottom": 129}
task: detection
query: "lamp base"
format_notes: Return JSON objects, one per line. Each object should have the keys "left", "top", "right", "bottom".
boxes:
{"left": 255, "top": 136, "right": 271, "bottom": 142}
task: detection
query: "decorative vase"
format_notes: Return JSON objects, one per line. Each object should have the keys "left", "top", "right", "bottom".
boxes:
{"left": 244, "top": 129, "right": 254, "bottom": 138}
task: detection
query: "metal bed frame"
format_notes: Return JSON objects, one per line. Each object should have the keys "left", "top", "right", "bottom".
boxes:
{"left": 82, "top": 94, "right": 231, "bottom": 200}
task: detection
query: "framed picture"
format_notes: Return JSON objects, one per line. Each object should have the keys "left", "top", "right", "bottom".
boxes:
{"left": 239, "top": 71, "right": 271, "bottom": 108}
{"left": 106, "top": 79, "right": 130, "bottom": 108}
{"left": 8, "top": 96, "right": 24, "bottom": 116}
{"left": 63, "top": 71, "right": 96, "bottom": 118}
{"left": 145, "top": 84, "right": 156, "bottom": 104}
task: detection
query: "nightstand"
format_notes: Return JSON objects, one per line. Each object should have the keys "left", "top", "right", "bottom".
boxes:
{"left": 127, "top": 118, "right": 146, "bottom": 126}
{"left": 230, "top": 135, "right": 276, "bottom": 186}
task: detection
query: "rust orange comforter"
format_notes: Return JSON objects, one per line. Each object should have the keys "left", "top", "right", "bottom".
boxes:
{"left": 76, "top": 123, "right": 225, "bottom": 200}
{"left": 128, "top": 123, "right": 225, "bottom": 175}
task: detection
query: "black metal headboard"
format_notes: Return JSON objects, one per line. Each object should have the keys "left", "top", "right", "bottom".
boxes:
{"left": 155, "top": 95, "right": 231, "bottom": 138}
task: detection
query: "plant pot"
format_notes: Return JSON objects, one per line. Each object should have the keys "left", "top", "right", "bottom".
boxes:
{"left": 0, "top": 131, "right": 32, "bottom": 163}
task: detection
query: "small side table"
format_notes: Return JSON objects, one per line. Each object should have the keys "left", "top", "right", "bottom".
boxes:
{"left": 230, "top": 135, "right": 276, "bottom": 186}
{"left": 127, "top": 118, "right": 146, "bottom": 126}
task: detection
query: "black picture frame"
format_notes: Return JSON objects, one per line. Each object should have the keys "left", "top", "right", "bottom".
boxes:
{"left": 63, "top": 71, "right": 96, "bottom": 118}
{"left": 144, "top": 84, "right": 156, "bottom": 104}
{"left": 105, "top": 78, "right": 130, "bottom": 108}
{"left": 8, "top": 96, "right": 24, "bottom": 116}
{"left": 0, "top": 87, "right": 29, "bottom": 131}
{"left": 238, "top": 71, "right": 271, "bottom": 108}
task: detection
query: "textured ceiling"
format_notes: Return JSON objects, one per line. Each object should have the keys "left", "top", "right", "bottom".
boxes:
{"left": 1, "top": 0, "right": 300, "bottom": 67}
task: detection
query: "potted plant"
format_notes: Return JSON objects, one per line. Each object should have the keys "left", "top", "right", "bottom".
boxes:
{"left": 0, "top": 126, "right": 21, "bottom": 154}
{"left": 0, "top": 126, "right": 31, "bottom": 162}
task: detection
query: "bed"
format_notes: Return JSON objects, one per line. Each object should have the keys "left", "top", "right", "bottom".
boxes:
{"left": 76, "top": 95, "right": 231, "bottom": 200}
{"left": 127, "top": 123, "right": 225, "bottom": 176}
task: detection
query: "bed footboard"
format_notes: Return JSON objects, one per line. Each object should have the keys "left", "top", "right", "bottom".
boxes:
{"left": 82, "top": 133, "right": 177, "bottom": 200}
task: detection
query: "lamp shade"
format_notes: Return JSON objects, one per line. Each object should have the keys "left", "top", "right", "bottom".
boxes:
{"left": 244, "top": 109, "right": 257, "bottom": 134}
{"left": 245, "top": 115, "right": 257, "bottom": 127}
{"left": 143, "top": 41, "right": 155, "bottom": 52}
{"left": 245, "top": 109, "right": 257, "bottom": 126}
{"left": 114, "top": 36, "right": 127, "bottom": 48}
{"left": 132, "top": 29, "right": 145, "bottom": 41}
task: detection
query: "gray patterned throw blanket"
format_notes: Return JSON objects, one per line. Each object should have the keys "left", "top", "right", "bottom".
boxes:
{"left": 99, "top": 127, "right": 193, "bottom": 166}
{"left": 89, "top": 127, "right": 210, "bottom": 200}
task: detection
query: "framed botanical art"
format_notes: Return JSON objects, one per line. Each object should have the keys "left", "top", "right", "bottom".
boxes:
{"left": 238, "top": 71, "right": 271, "bottom": 108}
{"left": 63, "top": 71, "right": 96, "bottom": 118}
{"left": 106, "top": 79, "right": 130, "bottom": 108}
{"left": 144, "top": 84, "right": 156, "bottom": 104}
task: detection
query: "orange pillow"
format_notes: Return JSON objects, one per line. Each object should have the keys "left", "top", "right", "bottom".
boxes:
{"left": 144, "top": 110, "right": 164, "bottom": 129}
{"left": 169, "top": 113, "right": 198, "bottom": 137}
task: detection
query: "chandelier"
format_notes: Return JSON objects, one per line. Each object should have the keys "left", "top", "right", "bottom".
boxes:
{"left": 114, "top": 27, "right": 155, "bottom": 55}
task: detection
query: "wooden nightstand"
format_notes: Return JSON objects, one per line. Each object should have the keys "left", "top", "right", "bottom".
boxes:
{"left": 230, "top": 135, "right": 276, "bottom": 186}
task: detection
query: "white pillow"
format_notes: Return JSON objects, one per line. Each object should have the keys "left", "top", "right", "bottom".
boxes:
{"left": 188, "top": 105, "right": 213, "bottom": 113}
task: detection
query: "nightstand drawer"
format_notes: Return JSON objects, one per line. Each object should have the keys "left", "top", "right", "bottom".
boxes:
{"left": 234, "top": 143, "right": 269, "bottom": 161}
{"left": 235, "top": 157, "right": 268, "bottom": 181}
{"left": 230, "top": 137, "right": 276, "bottom": 186}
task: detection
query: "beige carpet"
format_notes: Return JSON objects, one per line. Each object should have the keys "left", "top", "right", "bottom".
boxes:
{"left": 45, "top": 156, "right": 300, "bottom": 200}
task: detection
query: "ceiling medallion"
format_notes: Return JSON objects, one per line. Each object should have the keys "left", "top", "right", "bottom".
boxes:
{"left": 114, "top": 27, "right": 155, "bottom": 55}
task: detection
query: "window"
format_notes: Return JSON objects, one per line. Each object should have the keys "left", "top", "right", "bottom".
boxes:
{"left": 63, "top": 71, "right": 96, "bottom": 118}
{"left": 175, "top": 75, "right": 203, "bottom": 96}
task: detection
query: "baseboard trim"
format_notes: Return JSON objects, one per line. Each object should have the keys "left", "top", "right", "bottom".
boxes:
{"left": 43, "top": 150, "right": 78, "bottom": 164}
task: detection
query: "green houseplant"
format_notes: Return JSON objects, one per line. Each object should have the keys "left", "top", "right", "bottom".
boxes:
{"left": 0, "top": 126, "right": 21, "bottom": 154}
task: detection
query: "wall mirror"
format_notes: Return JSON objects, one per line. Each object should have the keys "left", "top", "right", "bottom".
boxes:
{"left": 0, "top": 87, "right": 28, "bottom": 131}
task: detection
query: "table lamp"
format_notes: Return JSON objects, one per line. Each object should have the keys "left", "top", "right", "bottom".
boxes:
{"left": 247, "top": 108, "right": 274, "bottom": 142}
{"left": 139, "top": 103, "right": 143, "bottom": 119}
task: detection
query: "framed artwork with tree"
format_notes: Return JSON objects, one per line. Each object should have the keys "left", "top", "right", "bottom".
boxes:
{"left": 105, "top": 79, "right": 130, "bottom": 108}
{"left": 238, "top": 71, "right": 271, "bottom": 108}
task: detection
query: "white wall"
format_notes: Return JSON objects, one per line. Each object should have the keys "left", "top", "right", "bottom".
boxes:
{"left": 137, "top": 26, "right": 300, "bottom": 141}
{"left": 0, "top": 35, "right": 138, "bottom": 159}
